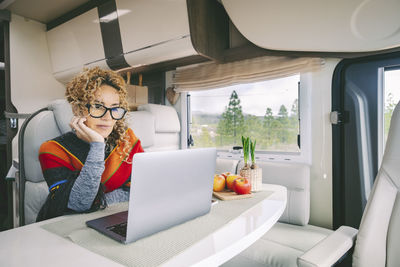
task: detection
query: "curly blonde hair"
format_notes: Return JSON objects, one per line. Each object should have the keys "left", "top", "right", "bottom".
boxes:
{"left": 65, "top": 67, "right": 131, "bottom": 163}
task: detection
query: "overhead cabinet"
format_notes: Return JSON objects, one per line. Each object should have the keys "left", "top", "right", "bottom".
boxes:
{"left": 46, "top": 0, "right": 197, "bottom": 83}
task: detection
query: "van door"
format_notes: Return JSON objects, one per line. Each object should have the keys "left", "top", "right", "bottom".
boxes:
{"left": 332, "top": 52, "right": 400, "bottom": 229}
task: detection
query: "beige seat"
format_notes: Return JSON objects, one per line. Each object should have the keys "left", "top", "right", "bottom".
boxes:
{"left": 18, "top": 99, "right": 74, "bottom": 225}
{"left": 297, "top": 100, "right": 400, "bottom": 267}
{"left": 221, "top": 161, "right": 333, "bottom": 267}
{"left": 223, "top": 101, "right": 400, "bottom": 267}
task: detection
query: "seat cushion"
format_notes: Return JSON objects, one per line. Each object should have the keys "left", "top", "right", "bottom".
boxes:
{"left": 222, "top": 222, "right": 332, "bottom": 267}
{"left": 263, "top": 222, "right": 333, "bottom": 251}
{"left": 24, "top": 181, "right": 49, "bottom": 224}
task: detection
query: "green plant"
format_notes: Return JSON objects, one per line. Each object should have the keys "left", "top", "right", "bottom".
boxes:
{"left": 242, "top": 136, "right": 250, "bottom": 169}
{"left": 250, "top": 139, "right": 257, "bottom": 169}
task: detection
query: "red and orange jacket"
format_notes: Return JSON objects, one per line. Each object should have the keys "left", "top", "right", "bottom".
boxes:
{"left": 36, "top": 128, "right": 143, "bottom": 221}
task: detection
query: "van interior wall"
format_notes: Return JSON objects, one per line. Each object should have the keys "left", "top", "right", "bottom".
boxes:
{"left": 10, "top": 14, "right": 65, "bottom": 158}
{"left": 165, "top": 70, "right": 182, "bottom": 117}
{"left": 309, "top": 58, "right": 340, "bottom": 228}
{"left": 165, "top": 70, "right": 186, "bottom": 149}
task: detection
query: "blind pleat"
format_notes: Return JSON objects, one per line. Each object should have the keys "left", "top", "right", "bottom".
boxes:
{"left": 173, "top": 56, "right": 324, "bottom": 92}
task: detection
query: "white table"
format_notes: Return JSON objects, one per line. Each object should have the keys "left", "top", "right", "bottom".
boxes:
{"left": 0, "top": 184, "right": 286, "bottom": 267}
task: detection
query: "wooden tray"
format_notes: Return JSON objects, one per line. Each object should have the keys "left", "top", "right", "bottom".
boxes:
{"left": 213, "top": 190, "right": 252, "bottom": 201}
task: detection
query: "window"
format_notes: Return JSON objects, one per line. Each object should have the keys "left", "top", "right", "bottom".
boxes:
{"left": 188, "top": 75, "right": 301, "bottom": 154}
{"left": 384, "top": 68, "right": 400, "bottom": 145}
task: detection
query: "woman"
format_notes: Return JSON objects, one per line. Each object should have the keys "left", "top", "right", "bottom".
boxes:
{"left": 36, "top": 67, "right": 144, "bottom": 222}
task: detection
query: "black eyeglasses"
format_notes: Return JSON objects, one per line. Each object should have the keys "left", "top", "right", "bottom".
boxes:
{"left": 86, "top": 103, "right": 127, "bottom": 120}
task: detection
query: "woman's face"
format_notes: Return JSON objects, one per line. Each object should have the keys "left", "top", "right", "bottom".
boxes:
{"left": 84, "top": 84, "right": 120, "bottom": 139}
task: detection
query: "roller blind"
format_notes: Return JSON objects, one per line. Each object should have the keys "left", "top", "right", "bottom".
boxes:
{"left": 173, "top": 56, "right": 324, "bottom": 92}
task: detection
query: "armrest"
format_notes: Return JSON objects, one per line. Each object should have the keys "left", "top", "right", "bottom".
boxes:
{"left": 297, "top": 226, "right": 358, "bottom": 267}
{"left": 5, "top": 159, "right": 19, "bottom": 181}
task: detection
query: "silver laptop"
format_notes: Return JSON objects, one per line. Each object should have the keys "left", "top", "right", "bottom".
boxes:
{"left": 86, "top": 148, "right": 216, "bottom": 244}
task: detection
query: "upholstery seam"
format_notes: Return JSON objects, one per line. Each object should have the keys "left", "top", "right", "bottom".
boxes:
{"left": 298, "top": 257, "right": 318, "bottom": 267}
{"left": 381, "top": 167, "right": 399, "bottom": 189}
{"left": 238, "top": 254, "right": 270, "bottom": 266}
{"left": 261, "top": 237, "right": 305, "bottom": 253}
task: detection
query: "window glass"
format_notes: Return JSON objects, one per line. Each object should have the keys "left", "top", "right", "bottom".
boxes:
{"left": 189, "top": 75, "right": 300, "bottom": 152}
{"left": 384, "top": 69, "right": 400, "bottom": 144}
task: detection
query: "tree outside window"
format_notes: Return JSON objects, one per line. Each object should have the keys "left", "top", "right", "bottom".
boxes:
{"left": 190, "top": 75, "right": 300, "bottom": 152}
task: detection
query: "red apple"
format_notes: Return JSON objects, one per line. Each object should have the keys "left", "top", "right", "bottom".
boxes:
{"left": 233, "top": 177, "right": 251, "bottom": 195}
{"left": 213, "top": 174, "right": 225, "bottom": 192}
{"left": 226, "top": 174, "right": 240, "bottom": 190}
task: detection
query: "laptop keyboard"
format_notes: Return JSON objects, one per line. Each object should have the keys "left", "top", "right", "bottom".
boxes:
{"left": 106, "top": 221, "right": 127, "bottom": 237}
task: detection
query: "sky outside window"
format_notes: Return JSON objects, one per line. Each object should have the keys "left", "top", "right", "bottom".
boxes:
{"left": 189, "top": 75, "right": 300, "bottom": 152}
{"left": 190, "top": 75, "right": 299, "bottom": 116}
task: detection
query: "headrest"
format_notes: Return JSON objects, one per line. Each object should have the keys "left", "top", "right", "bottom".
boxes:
{"left": 138, "top": 104, "right": 180, "bottom": 133}
{"left": 125, "top": 111, "right": 155, "bottom": 148}
{"left": 216, "top": 158, "right": 239, "bottom": 174}
{"left": 48, "top": 99, "right": 73, "bottom": 134}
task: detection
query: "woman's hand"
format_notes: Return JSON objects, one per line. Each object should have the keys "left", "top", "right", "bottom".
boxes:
{"left": 69, "top": 116, "right": 104, "bottom": 143}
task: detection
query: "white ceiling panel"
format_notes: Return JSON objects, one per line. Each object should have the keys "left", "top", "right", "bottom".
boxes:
{"left": 7, "top": 0, "right": 90, "bottom": 23}
{"left": 222, "top": 0, "right": 400, "bottom": 52}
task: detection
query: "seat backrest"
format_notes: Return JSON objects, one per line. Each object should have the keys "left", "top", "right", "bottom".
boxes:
{"left": 137, "top": 104, "right": 181, "bottom": 151}
{"left": 20, "top": 99, "right": 73, "bottom": 225}
{"left": 353, "top": 101, "right": 400, "bottom": 267}
{"left": 237, "top": 160, "right": 310, "bottom": 226}
{"left": 216, "top": 158, "right": 239, "bottom": 174}
{"left": 125, "top": 110, "right": 155, "bottom": 150}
